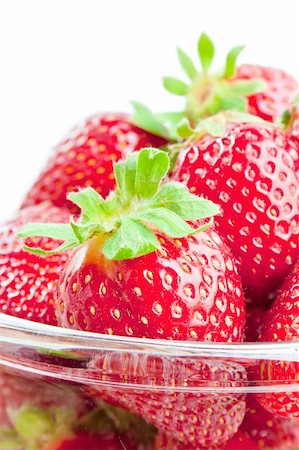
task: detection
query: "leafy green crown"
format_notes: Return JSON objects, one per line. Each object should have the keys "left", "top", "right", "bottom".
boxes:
{"left": 18, "top": 148, "right": 219, "bottom": 261}
{"left": 132, "top": 33, "right": 268, "bottom": 140}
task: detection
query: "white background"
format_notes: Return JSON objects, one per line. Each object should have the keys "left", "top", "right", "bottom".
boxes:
{"left": 0, "top": 0, "right": 299, "bottom": 220}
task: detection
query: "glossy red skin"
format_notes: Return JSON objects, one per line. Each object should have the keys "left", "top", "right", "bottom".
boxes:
{"left": 173, "top": 123, "right": 299, "bottom": 305}
{"left": 0, "top": 370, "right": 91, "bottom": 428}
{"left": 87, "top": 356, "right": 247, "bottom": 448}
{"left": 0, "top": 204, "right": 70, "bottom": 325}
{"left": 245, "top": 306, "right": 267, "bottom": 342}
{"left": 56, "top": 227, "right": 245, "bottom": 342}
{"left": 241, "top": 396, "right": 299, "bottom": 449}
{"left": 154, "top": 430, "right": 259, "bottom": 449}
{"left": 235, "top": 64, "right": 298, "bottom": 122}
{"left": 21, "top": 113, "right": 167, "bottom": 213}
{"left": 48, "top": 432, "right": 137, "bottom": 450}
{"left": 255, "top": 260, "right": 299, "bottom": 418}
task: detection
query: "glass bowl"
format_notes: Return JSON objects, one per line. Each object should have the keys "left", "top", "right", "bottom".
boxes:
{"left": 0, "top": 312, "right": 298, "bottom": 449}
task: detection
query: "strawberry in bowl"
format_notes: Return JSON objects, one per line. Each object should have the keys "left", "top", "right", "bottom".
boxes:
{"left": 18, "top": 147, "right": 247, "bottom": 448}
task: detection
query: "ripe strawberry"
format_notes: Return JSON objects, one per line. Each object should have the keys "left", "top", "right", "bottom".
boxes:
{"left": 154, "top": 429, "right": 259, "bottom": 449}
{"left": 240, "top": 396, "right": 299, "bottom": 450}
{"left": 87, "top": 355, "right": 247, "bottom": 448}
{"left": 172, "top": 116, "right": 299, "bottom": 305}
{"left": 21, "top": 113, "right": 167, "bottom": 214}
{"left": 0, "top": 370, "right": 92, "bottom": 450}
{"left": 19, "top": 148, "right": 247, "bottom": 448}
{"left": 235, "top": 64, "right": 298, "bottom": 122}
{"left": 0, "top": 204, "right": 70, "bottom": 325}
{"left": 255, "top": 259, "right": 299, "bottom": 419}
{"left": 161, "top": 33, "right": 298, "bottom": 125}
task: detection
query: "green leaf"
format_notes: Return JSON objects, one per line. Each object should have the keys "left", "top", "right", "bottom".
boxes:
{"left": 67, "top": 188, "right": 107, "bottom": 222}
{"left": 224, "top": 45, "right": 245, "bottom": 78}
{"left": 70, "top": 220, "right": 109, "bottom": 244}
{"left": 18, "top": 223, "right": 74, "bottom": 241}
{"left": 217, "top": 95, "right": 248, "bottom": 113}
{"left": 177, "top": 47, "right": 198, "bottom": 80}
{"left": 176, "top": 118, "right": 194, "bottom": 139}
{"left": 195, "top": 114, "right": 227, "bottom": 137}
{"left": 197, "top": 33, "right": 215, "bottom": 73}
{"left": 149, "top": 182, "right": 220, "bottom": 219}
{"left": 0, "top": 428, "right": 24, "bottom": 450}
{"left": 131, "top": 101, "right": 168, "bottom": 138}
{"left": 156, "top": 111, "right": 186, "bottom": 141}
{"left": 103, "top": 217, "right": 159, "bottom": 260}
{"left": 163, "top": 77, "right": 189, "bottom": 96}
{"left": 136, "top": 207, "right": 197, "bottom": 238}
{"left": 222, "top": 79, "right": 267, "bottom": 96}
{"left": 114, "top": 152, "right": 139, "bottom": 204}
{"left": 12, "top": 407, "right": 54, "bottom": 443}
{"left": 18, "top": 223, "right": 79, "bottom": 256}
{"left": 135, "top": 148, "right": 170, "bottom": 199}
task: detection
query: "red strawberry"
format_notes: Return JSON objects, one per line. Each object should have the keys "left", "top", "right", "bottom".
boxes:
{"left": 255, "top": 259, "right": 299, "bottom": 419}
{"left": 0, "top": 204, "right": 70, "bottom": 325}
{"left": 21, "top": 113, "right": 167, "bottom": 214}
{"left": 0, "top": 370, "right": 92, "bottom": 450}
{"left": 46, "top": 431, "right": 136, "bottom": 450}
{"left": 241, "top": 396, "right": 299, "bottom": 450}
{"left": 235, "top": 64, "right": 298, "bottom": 122}
{"left": 160, "top": 33, "right": 298, "bottom": 126}
{"left": 87, "top": 355, "right": 247, "bottom": 448}
{"left": 154, "top": 430, "right": 259, "bottom": 449}
{"left": 20, "top": 148, "right": 247, "bottom": 448}
{"left": 172, "top": 117, "right": 299, "bottom": 305}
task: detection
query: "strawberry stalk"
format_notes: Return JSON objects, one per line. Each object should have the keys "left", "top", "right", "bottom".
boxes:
{"left": 18, "top": 148, "right": 219, "bottom": 260}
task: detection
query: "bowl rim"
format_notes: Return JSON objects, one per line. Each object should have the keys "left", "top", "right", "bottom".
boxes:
{"left": 0, "top": 313, "right": 298, "bottom": 362}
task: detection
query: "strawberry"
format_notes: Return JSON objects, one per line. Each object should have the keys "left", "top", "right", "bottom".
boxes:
{"left": 19, "top": 148, "right": 245, "bottom": 342}
{"left": 0, "top": 370, "right": 92, "bottom": 450}
{"left": 0, "top": 204, "right": 70, "bottom": 325}
{"left": 160, "top": 33, "right": 298, "bottom": 125}
{"left": 235, "top": 64, "right": 298, "bottom": 122}
{"left": 154, "top": 430, "right": 259, "bottom": 449}
{"left": 21, "top": 113, "right": 167, "bottom": 214}
{"left": 172, "top": 114, "right": 299, "bottom": 305}
{"left": 255, "top": 259, "right": 299, "bottom": 419}
{"left": 240, "top": 396, "right": 299, "bottom": 450}
{"left": 87, "top": 355, "right": 247, "bottom": 448}
{"left": 20, "top": 148, "right": 247, "bottom": 448}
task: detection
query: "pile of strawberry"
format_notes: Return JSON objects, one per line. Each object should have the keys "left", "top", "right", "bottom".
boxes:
{"left": 0, "top": 33, "right": 298, "bottom": 449}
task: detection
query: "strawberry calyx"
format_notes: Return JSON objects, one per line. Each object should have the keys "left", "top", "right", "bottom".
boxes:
{"left": 18, "top": 148, "right": 219, "bottom": 261}
{"left": 131, "top": 34, "right": 268, "bottom": 141}
{"left": 280, "top": 93, "right": 299, "bottom": 134}
{"left": 0, "top": 405, "right": 76, "bottom": 450}
{"left": 164, "top": 33, "right": 267, "bottom": 121}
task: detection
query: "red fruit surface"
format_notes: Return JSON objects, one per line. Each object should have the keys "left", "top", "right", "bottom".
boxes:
{"left": 87, "top": 354, "right": 247, "bottom": 448}
{"left": 241, "top": 396, "right": 299, "bottom": 449}
{"left": 255, "top": 260, "right": 299, "bottom": 418}
{"left": 245, "top": 307, "right": 267, "bottom": 342}
{"left": 47, "top": 431, "right": 136, "bottom": 450}
{"left": 56, "top": 227, "right": 245, "bottom": 342}
{"left": 235, "top": 64, "right": 298, "bottom": 122}
{"left": 0, "top": 204, "right": 70, "bottom": 325}
{"left": 154, "top": 429, "right": 259, "bottom": 449}
{"left": 21, "top": 113, "right": 167, "bottom": 213}
{"left": 173, "top": 123, "right": 299, "bottom": 305}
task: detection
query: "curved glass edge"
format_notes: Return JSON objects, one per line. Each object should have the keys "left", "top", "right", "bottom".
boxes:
{"left": 0, "top": 313, "right": 298, "bottom": 361}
